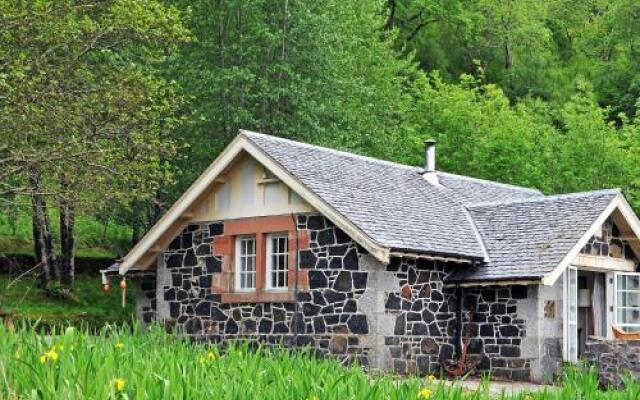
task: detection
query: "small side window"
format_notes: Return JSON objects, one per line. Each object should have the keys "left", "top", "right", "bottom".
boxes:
{"left": 235, "top": 236, "right": 256, "bottom": 291}
{"left": 266, "top": 234, "right": 289, "bottom": 290}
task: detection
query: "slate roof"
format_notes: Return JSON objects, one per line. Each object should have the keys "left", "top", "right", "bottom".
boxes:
{"left": 447, "top": 190, "right": 621, "bottom": 282}
{"left": 241, "top": 131, "right": 624, "bottom": 283}
{"left": 244, "top": 131, "right": 540, "bottom": 259}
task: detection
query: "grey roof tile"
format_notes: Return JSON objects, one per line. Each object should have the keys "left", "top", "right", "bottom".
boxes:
{"left": 447, "top": 190, "right": 620, "bottom": 282}
{"left": 241, "top": 130, "right": 541, "bottom": 260}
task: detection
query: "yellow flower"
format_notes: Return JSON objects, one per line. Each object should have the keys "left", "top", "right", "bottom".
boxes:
{"left": 46, "top": 349, "right": 59, "bottom": 362}
{"left": 39, "top": 355, "right": 47, "bottom": 364}
{"left": 524, "top": 395, "right": 534, "bottom": 400}
{"left": 418, "top": 387, "right": 432, "bottom": 399}
{"left": 427, "top": 374, "right": 436, "bottom": 384}
{"left": 199, "top": 351, "right": 217, "bottom": 365}
{"left": 115, "top": 342, "right": 125, "bottom": 350}
{"left": 112, "top": 378, "right": 125, "bottom": 392}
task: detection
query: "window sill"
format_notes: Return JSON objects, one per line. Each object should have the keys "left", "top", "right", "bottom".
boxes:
{"left": 220, "top": 290, "right": 296, "bottom": 304}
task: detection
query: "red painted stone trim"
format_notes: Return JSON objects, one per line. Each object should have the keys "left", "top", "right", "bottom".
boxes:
{"left": 212, "top": 215, "right": 309, "bottom": 303}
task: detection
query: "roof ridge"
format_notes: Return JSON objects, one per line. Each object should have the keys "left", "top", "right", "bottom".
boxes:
{"left": 437, "top": 171, "right": 542, "bottom": 194}
{"left": 467, "top": 188, "right": 621, "bottom": 209}
{"left": 240, "top": 129, "right": 422, "bottom": 172}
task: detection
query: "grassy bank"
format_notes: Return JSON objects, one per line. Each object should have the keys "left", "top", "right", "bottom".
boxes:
{"left": 0, "top": 274, "right": 136, "bottom": 329}
{"left": 0, "top": 211, "right": 131, "bottom": 258}
{"left": 0, "top": 326, "right": 639, "bottom": 399}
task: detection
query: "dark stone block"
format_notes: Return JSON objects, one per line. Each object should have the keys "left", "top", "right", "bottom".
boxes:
{"left": 185, "top": 318, "right": 202, "bottom": 334}
{"left": 412, "top": 322, "right": 429, "bottom": 335}
{"left": 438, "top": 344, "right": 454, "bottom": 362}
{"left": 317, "top": 229, "right": 335, "bottom": 246}
{"left": 199, "top": 275, "right": 212, "bottom": 288}
{"left": 490, "top": 303, "right": 506, "bottom": 315}
{"left": 499, "top": 325, "right": 519, "bottom": 337}
{"left": 297, "top": 292, "right": 312, "bottom": 302}
{"left": 334, "top": 228, "right": 351, "bottom": 244}
{"left": 167, "top": 254, "right": 183, "bottom": 269}
{"left": 407, "top": 312, "right": 421, "bottom": 322}
{"left": 273, "top": 322, "right": 289, "bottom": 333}
{"left": 195, "top": 301, "right": 211, "bottom": 317}
{"left": 511, "top": 285, "right": 527, "bottom": 299}
{"left": 196, "top": 243, "right": 211, "bottom": 256}
{"left": 468, "top": 338, "right": 484, "bottom": 354}
{"left": 386, "top": 257, "right": 401, "bottom": 272}
{"left": 408, "top": 268, "right": 418, "bottom": 285}
{"left": 259, "top": 319, "right": 273, "bottom": 334}
{"left": 169, "top": 302, "right": 180, "bottom": 318}
{"left": 209, "top": 222, "right": 224, "bottom": 236}
{"left": 168, "top": 236, "right": 181, "bottom": 250}
{"left": 481, "top": 289, "right": 496, "bottom": 302}
{"left": 352, "top": 272, "right": 367, "bottom": 289}
{"left": 292, "top": 313, "right": 305, "bottom": 333}
{"left": 211, "top": 307, "right": 226, "bottom": 321}
{"left": 329, "top": 245, "right": 348, "bottom": 256}
{"left": 183, "top": 249, "right": 198, "bottom": 267}
{"left": 343, "top": 249, "right": 359, "bottom": 270}
{"left": 325, "top": 289, "right": 346, "bottom": 303}
{"left": 500, "top": 345, "right": 520, "bottom": 357}
{"left": 176, "top": 290, "right": 188, "bottom": 301}
{"left": 422, "top": 310, "right": 435, "bottom": 323}
{"left": 329, "top": 257, "right": 343, "bottom": 269}
{"left": 329, "top": 336, "right": 347, "bottom": 354}
{"left": 273, "top": 308, "right": 286, "bottom": 322}
{"left": 334, "top": 271, "right": 352, "bottom": 292}
{"left": 394, "top": 315, "right": 406, "bottom": 335}
{"left": 225, "top": 319, "right": 238, "bottom": 334}
{"left": 428, "top": 323, "right": 441, "bottom": 336}
{"left": 347, "top": 314, "right": 368, "bottom": 334}
{"left": 316, "top": 258, "right": 328, "bottom": 269}
{"left": 480, "top": 324, "right": 494, "bottom": 337}
{"left": 182, "top": 232, "right": 193, "bottom": 249}
{"left": 312, "top": 291, "right": 326, "bottom": 306}
{"left": 164, "top": 288, "right": 176, "bottom": 301}
{"left": 321, "top": 305, "right": 335, "bottom": 315}
{"left": 243, "top": 320, "right": 256, "bottom": 333}
{"left": 431, "top": 290, "right": 444, "bottom": 302}
{"left": 303, "top": 302, "right": 321, "bottom": 316}
{"left": 343, "top": 299, "right": 357, "bottom": 313}
{"left": 299, "top": 250, "right": 317, "bottom": 269}
{"left": 308, "top": 271, "right": 328, "bottom": 289}
{"left": 313, "top": 316, "right": 326, "bottom": 333}
{"left": 386, "top": 293, "right": 401, "bottom": 310}
{"left": 416, "top": 258, "right": 435, "bottom": 270}
{"left": 182, "top": 280, "right": 191, "bottom": 291}
{"left": 511, "top": 369, "right": 530, "bottom": 381}
{"left": 307, "top": 216, "right": 325, "bottom": 230}
{"left": 324, "top": 314, "right": 339, "bottom": 325}
{"left": 204, "top": 257, "right": 221, "bottom": 274}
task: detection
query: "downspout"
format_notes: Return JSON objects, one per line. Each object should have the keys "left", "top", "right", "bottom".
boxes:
{"left": 291, "top": 213, "right": 300, "bottom": 341}
{"left": 455, "top": 284, "right": 463, "bottom": 357}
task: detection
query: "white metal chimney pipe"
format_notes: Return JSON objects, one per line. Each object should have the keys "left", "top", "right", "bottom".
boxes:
{"left": 424, "top": 139, "right": 436, "bottom": 172}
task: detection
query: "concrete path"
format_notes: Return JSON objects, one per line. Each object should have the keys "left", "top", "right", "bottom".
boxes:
{"left": 443, "top": 378, "right": 555, "bottom": 397}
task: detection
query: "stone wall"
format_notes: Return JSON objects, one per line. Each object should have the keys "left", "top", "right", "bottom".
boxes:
{"left": 142, "top": 213, "right": 538, "bottom": 379}
{"left": 581, "top": 217, "right": 638, "bottom": 262}
{"left": 154, "top": 215, "right": 373, "bottom": 366}
{"left": 382, "top": 257, "right": 532, "bottom": 380}
{"left": 585, "top": 337, "right": 640, "bottom": 388}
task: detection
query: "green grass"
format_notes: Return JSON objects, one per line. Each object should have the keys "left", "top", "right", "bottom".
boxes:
{"left": 0, "top": 274, "right": 136, "bottom": 329}
{"left": 0, "top": 326, "right": 639, "bottom": 399}
{"left": 0, "top": 211, "right": 131, "bottom": 258}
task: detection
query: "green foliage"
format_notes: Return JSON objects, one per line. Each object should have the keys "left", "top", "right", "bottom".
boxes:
{"left": 1, "top": 326, "right": 640, "bottom": 398}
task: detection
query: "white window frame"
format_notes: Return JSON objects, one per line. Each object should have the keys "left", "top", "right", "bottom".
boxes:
{"left": 563, "top": 266, "right": 579, "bottom": 362}
{"left": 235, "top": 236, "right": 256, "bottom": 292}
{"left": 266, "top": 233, "right": 289, "bottom": 290}
{"left": 614, "top": 272, "right": 640, "bottom": 331}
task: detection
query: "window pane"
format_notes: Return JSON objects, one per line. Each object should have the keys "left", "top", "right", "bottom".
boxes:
{"left": 268, "top": 235, "right": 288, "bottom": 289}
{"left": 238, "top": 237, "right": 256, "bottom": 290}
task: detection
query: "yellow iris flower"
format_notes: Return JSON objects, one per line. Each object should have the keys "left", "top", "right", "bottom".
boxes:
{"left": 418, "top": 387, "right": 432, "bottom": 399}
{"left": 115, "top": 342, "right": 125, "bottom": 350}
{"left": 112, "top": 378, "right": 125, "bottom": 392}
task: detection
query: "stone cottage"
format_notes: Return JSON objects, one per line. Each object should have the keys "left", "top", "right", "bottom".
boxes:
{"left": 106, "top": 130, "right": 640, "bottom": 382}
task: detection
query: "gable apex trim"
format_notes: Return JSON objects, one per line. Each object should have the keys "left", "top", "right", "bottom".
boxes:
{"left": 119, "top": 131, "right": 389, "bottom": 274}
{"left": 542, "top": 193, "right": 640, "bottom": 286}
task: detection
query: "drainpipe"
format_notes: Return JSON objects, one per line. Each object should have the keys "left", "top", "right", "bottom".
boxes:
{"left": 291, "top": 213, "right": 300, "bottom": 341}
{"left": 455, "top": 285, "right": 463, "bottom": 357}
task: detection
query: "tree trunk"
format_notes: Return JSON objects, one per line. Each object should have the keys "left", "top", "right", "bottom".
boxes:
{"left": 59, "top": 197, "right": 76, "bottom": 288}
{"left": 29, "top": 170, "right": 58, "bottom": 288}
